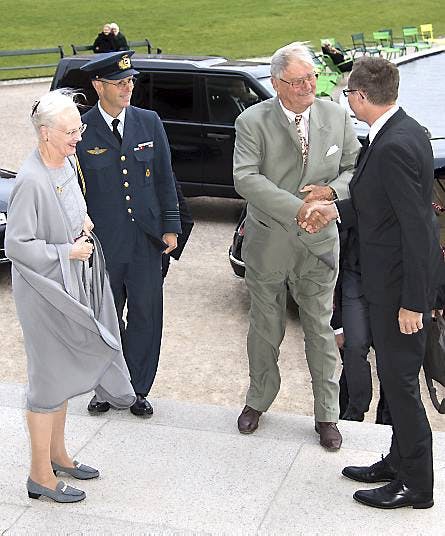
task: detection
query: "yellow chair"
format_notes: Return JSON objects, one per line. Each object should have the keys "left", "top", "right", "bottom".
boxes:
{"left": 420, "top": 24, "right": 434, "bottom": 43}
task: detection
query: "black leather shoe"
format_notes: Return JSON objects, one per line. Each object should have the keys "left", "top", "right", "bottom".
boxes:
{"left": 87, "top": 395, "right": 110, "bottom": 414}
{"left": 130, "top": 395, "right": 153, "bottom": 417}
{"left": 237, "top": 405, "right": 262, "bottom": 434}
{"left": 342, "top": 455, "right": 397, "bottom": 483}
{"left": 353, "top": 480, "right": 434, "bottom": 509}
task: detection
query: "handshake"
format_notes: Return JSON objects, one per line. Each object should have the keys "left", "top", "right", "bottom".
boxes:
{"left": 296, "top": 184, "right": 339, "bottom": 233}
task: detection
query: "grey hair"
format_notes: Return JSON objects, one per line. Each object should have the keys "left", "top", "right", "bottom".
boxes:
{"left": 30, "top": 88, "right": 83, "bottom": 135}
{"left": 110, "top": 22, "right": 119, "bottom": 32}
{"left": 270, "top": 42, "right": 314, "bottom": 79}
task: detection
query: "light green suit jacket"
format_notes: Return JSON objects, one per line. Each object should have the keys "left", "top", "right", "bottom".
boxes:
{"left": 233, "top": 97, "right": 360, "bottom": 273}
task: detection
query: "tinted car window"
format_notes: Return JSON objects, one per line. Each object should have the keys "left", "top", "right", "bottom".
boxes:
{"left": 131, "top": 73, "right": 151, "bottom": 110}
{"left": 205, "top": 76, "right": 261, "bottom": 125}
{"left": 151, "top": 73, "right": 197, "bottom": 122}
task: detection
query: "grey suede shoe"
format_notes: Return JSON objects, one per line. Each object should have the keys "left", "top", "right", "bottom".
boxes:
{"left": 51, "top": 460, "right": 99, "bottom": 480}
{"left": 27, "top": 477, "right": 86, "bottom": 503}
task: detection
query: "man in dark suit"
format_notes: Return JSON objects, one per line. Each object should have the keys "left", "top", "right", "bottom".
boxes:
{"left": 77, "top": 51, "right": 181, "bottom": 417}
{"left": 300, "top": 56, "right": 442, "bottom": 509}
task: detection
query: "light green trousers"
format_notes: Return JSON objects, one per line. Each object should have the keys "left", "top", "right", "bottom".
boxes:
{"left": 244, "top": 237, "right": 340, "bottom": 422}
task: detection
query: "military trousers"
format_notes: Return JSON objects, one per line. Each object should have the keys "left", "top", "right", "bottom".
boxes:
{"left": 107, "top": 237, "right": 163, "bottom": 396}
{"left": 244, "top": 237, "right": 340, "bottom": 422}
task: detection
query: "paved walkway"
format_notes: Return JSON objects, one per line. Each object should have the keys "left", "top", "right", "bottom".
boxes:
{"left": 0, "top": 382, "right": 444, "bottom": 535}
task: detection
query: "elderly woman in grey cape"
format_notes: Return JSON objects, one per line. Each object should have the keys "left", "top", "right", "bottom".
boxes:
{"left": 5, "top": 89, "right": 135, "bottom": 503}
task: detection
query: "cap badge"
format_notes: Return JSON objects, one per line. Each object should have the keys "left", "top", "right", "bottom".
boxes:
{"left": 118, "top": 55, "right": 131, "bottom": 70}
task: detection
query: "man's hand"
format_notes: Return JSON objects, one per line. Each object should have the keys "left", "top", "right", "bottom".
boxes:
{"left": 398, "top": 307, "right": 423, "bottom": 335}
{"left": 300, "top": 184, "right": 335, "bottom": 202}
{"left": 297, "top": 203, "right": 329, "bottom": 233}
{"left": 162, "top": 233, "right": 177, "bottom": 254}
{"left": 335, "top": 332, "right": 345, "bottom": 349}
{"left": 297, "top": 200, "right": 338, "bottom": 233}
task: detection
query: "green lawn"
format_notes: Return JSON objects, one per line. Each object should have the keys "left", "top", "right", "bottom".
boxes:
{"left": 1, "top": 0, "right": 444, "bottom": 78}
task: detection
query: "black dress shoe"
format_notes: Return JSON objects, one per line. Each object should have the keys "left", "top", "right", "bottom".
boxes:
{"left": 130, "top": 395, "right": 153, "bottom": 417}
{"left": 353, "top": 480, "right": 434, "bottom": 509}
{"left": 87, "top": 395, "right": 110, "bottom": 414}
{"left": 237, "top": 405, "right": 262, "bottom": 434}
{"left": 342, "top": 455, "right": 397, "bottom": 483}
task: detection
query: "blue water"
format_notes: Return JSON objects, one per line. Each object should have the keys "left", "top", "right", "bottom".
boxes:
{"left": 398, "top": 51, "right": 445, "bottom": 140}
{"left": 340, "top": 50, "right": 445, "bottom": 166}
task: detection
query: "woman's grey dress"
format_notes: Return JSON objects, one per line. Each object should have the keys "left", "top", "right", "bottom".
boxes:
{"left": 5, "top": 150, "right": 136, "bottom": 412}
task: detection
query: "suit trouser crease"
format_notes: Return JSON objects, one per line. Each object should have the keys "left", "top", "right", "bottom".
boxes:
{"left": 107, "top": 241, "right": 163, "bottom": 396}
{"left": 369, "top": 303, "right": 433, "bottom": 493}
{"left": 244, "top": 237, "right": 340, "bottom": 422}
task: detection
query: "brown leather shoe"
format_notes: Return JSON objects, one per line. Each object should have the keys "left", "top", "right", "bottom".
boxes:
{"left": 237, "top": 405, "right": 262, "bottom": 434}
{"left": 315, "top": 421, "right": 342, "bottom": 450}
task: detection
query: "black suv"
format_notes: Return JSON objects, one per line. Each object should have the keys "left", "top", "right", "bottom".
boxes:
{"left": 51, "top": 54, "right": 274, "bottom": 198}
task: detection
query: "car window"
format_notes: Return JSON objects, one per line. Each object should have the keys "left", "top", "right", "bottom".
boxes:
{"left": 131, "top": 73, "right": 151, "bottom": 109}
{"left": 151, "top": 73, "right": 197, "bottom": 122}
{"left": 205, "top": 76, "right": 261, "bottom": 125}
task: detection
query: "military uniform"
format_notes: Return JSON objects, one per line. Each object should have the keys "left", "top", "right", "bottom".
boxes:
{"left": 77, "top": 51, "right": 181, "bottom": 402}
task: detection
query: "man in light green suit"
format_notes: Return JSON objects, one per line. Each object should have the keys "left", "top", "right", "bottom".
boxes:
{"left": 234, "top": 42, "right": 360, "bottom": 449}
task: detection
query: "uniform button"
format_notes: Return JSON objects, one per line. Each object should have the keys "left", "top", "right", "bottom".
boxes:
{"left": 120, "top": 155, "right": 126, "bottom": 161}
{"left": 122, "top": 169, "right": 128, "bottom": 175}
{"left": 125, "top": 195, "right": 131, "bottom": 201}
{"left": 127, "top": 208, "right": 132, "bottom": 214}
{"left": 131, "top": 218, "right": 135, "bottom": 222}
{"left": 124, "top": 181, "right": 129, "bottom": 188}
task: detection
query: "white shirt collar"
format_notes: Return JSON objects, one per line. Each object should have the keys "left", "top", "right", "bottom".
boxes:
{"left": 279, "top": 99, "right": 310, "bottom": 124}
{"left": 369, "top": 105, "right": 399, "bottom": 143}
{"left": 98, "top": 101, "right": 126, "bottom": 134}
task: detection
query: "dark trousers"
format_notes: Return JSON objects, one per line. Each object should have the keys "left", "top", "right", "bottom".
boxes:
{"left": 341, "top": 270, "right": 373, "bottom": 418}
{"left": 369, "top": 303, "right": 433, "bottom": 493}
{"left": 340, "top": 269, "right": 392, "bottom": 424}
{"left": 107, "top": 238, "right": 163, "bottom": 396}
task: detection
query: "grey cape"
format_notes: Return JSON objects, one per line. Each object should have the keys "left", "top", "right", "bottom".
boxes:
{"left": 5, "top": 149, "right": 136, "bottom": 412}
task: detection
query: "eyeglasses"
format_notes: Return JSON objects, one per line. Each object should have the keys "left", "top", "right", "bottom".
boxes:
{"left": 49, "top": 123, "right": 87, "bottom": 137}
{"left": 279, "top": 72, "right": 318, "bottom": 89}
{"left": 98, "top": 77, "right": 136, "bottom": 88}
{"left": 343, "top": 89, "right": 359, "bottom": 97}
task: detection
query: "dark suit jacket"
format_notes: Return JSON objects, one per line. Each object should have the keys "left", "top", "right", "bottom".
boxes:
{"left": 77, "top": 104, "right": 181, "bottom": 264}
{"left": 337, "top": 108, "right": 443, "bottom": 312}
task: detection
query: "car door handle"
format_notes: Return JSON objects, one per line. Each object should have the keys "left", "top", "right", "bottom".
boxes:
{"left": 206, "top": 133, "right": 231, "bottom": 140}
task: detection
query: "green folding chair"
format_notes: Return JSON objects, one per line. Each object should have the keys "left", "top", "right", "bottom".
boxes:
{"left": 316, "top": 73, "right": 337, "bottom": 99}
{"left": 351, "top": 32, "right": 380, "bottom": 56}
{"left": 321, "top": 54, "right": 351, "bottom": 76}
{"left": 403, "top": 27, "right": 432, "bottom": 51}
{"left": 372, "top": 31, "right": 402, "bottom": 59}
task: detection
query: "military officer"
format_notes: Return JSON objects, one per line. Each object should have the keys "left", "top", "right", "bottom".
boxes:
{"left": 77, "top": 51, "right": 181, "bottom": 417}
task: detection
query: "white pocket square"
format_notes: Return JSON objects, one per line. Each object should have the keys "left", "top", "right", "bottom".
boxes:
{"left": 326, "top": 145, "right": 339, "bottom": 157}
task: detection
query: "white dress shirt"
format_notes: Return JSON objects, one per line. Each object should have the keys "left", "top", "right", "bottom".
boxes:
{"left": 279, "top": 100, "right": 310, "bottom": 142}
{"left": 98, "top": 102, "right": 126, "bottom": 138}
{"left": 369, "top": 105, "right": 399, "bottom": 144}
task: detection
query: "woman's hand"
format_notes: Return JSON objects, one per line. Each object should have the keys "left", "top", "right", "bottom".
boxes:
{"left": 82, "top": 214, "right": 94, "bottom": 237}
{"left": 69, "top": 236, "right": 93, "bottom": 261}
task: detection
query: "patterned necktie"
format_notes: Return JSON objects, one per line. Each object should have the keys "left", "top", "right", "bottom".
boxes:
{"left": 295, "top": 115, "right": 308, "bottom": 165}
{"left": 111, "top": 118, "right": 122, "bottom": 145}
